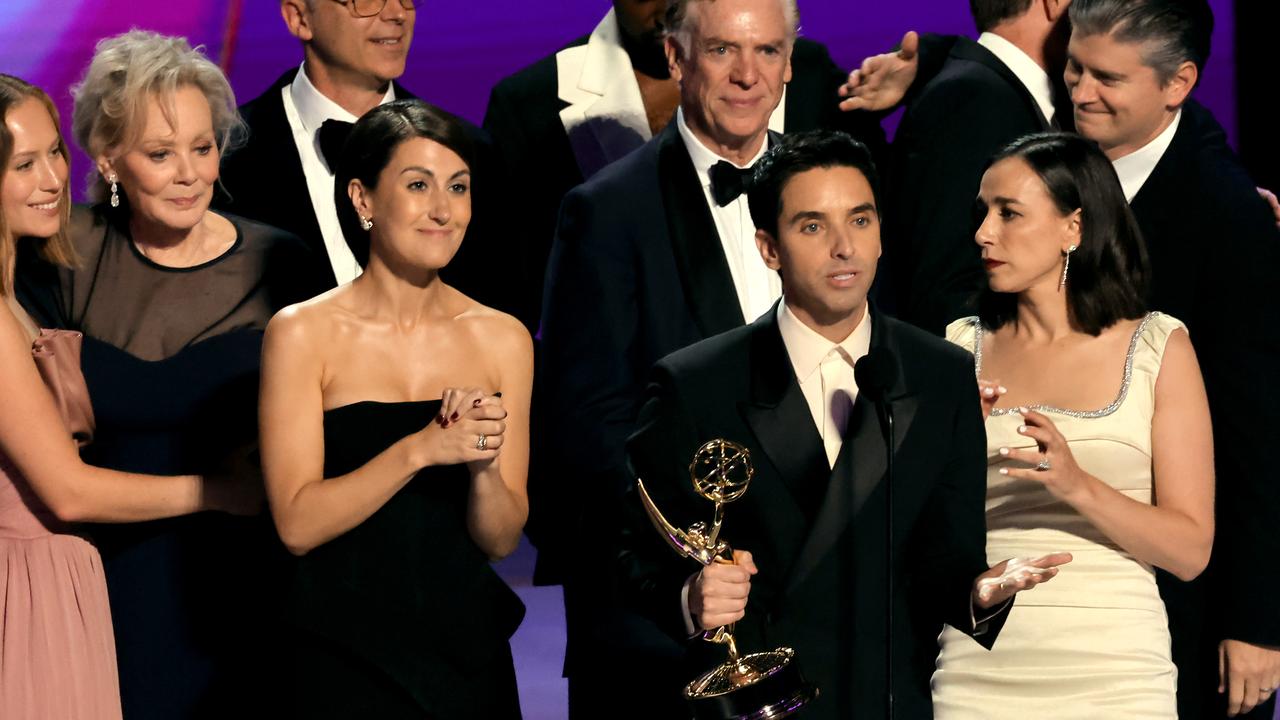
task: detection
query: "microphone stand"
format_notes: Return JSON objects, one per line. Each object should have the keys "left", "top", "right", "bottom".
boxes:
{"left": 879, "top": 399, "right": 895, "bottom": 720}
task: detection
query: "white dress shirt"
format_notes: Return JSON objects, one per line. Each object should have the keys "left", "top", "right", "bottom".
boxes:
{"left": 776, "top": 300, "right": 872, "bottom": 468}
{"left": 281, "top": 64, "right": 396, "bottom": 285}
{"left": 1112, "top": 110, "right": 1182, "bottom": 202}
{"left": 675, "top": 108, "right": 783, "bottom": 323}
{"left": 977, "top": 32, "right": 1058, "bottom": 127}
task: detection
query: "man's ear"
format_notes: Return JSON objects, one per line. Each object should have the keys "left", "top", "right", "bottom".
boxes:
{"left": 281, "top": 0, "right": 314, "bottom": 43}
{"left": 1163, "top": 60, "right": 1198, "bottom": 110}
{"left": 665, "top": 35, "right": 684, "bottom": 84}
{"left": 1043, "top": 0, "right": 1072, "bottom": 23}
{"left": 755, "top": 228, "right": 782, "bottom": 271}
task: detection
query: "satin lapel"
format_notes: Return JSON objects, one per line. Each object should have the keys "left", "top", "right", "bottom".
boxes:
{"left": 738, "top": 309, "right": 828, "bottom": 512}
{"left": 254, "top": 74, "right": 333, "bottom": 285}
{"left": 557, "top": 10, "right": 651, "bottom": 179}
{"left": 953, "top": 38, "right": 1053, "bottom": 131}
{"left": 657, "top": 123, "right": 745, "bottom": 337}
{"left": 783, "top": 312, "right": 918, "bottom": 595}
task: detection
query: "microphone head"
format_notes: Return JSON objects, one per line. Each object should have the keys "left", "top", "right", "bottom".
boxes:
{"left": 854, "top": 348, "right": 900, "bottom": 404}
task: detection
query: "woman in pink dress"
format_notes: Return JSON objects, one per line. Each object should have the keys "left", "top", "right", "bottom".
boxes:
{"left": 0, "top": 74, "right": 258, "bottom": 719}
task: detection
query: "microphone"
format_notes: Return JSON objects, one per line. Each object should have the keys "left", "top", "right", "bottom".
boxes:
{"left": 854, "top": 348, "right": 899, "bottom": 408}
{"left": 854, "top": 348, "right": 899, "bottom": 720}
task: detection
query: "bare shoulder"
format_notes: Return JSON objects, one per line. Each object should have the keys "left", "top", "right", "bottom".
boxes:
{"left": 264, "top": 285, "right": 352, "bottom": 352}
{"left": 1158, "top": 325, "right": 1196, "bottom": 364}
{"left": 1153, "top": 325, "right": 1202, "bottom": 396}
{"left": 454, "top": 295, "right": 533, "bottom": 354}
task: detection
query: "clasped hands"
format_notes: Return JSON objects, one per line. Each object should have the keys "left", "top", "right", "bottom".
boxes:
{"left": 420, "top": 387, "right": 507, "bottom": 469}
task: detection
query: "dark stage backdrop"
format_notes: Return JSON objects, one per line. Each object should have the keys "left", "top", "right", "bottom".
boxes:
{"left": 0, "top": 0, "right": 1237, "bottom": 201}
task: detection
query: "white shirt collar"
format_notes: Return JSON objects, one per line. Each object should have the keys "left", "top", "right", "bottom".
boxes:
{"left": 977, "top": 32, "right": 1057, "bottom": 127}
{"left": 676, "top": 106, "right": 770, "bottom": 188}
{"left": 776, "top": 300, "right": 872, "bottom": 382}
{"left": 1111, "top": 109, "right": 1182, "bottom": 202}
{"left": 289, "top": 62, "right": 397, "bottom": 135}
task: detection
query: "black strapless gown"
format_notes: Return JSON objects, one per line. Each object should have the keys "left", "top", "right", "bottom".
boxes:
{"left": 286, "top": 400, "right": 525, "bottom": 719}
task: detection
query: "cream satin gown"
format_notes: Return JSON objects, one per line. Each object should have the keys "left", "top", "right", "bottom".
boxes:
{"left": 932, "top": 313, "right": 1181, "bottom": 719}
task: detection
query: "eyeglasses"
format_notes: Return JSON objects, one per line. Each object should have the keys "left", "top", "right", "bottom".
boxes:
{"left": 331, "top": 0, "right": 416, "bottom": 18}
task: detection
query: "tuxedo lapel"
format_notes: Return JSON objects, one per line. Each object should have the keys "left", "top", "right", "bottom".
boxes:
{"left": 656, "top": 123, "right": 745, "bottom": 337}
{"left": 233, "top": 71, "right": 337, "bottom": 287}
{"left": 738, "top": 309, "right": 829, "bottom": 513}
{"left": 557, "top": 9, "right": 651, "bottom": 180}
{"left": 784, "top": 312, "right": 918, "bottom": 595}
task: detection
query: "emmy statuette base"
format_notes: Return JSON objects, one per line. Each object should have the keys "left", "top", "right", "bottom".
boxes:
{"left": 686, "top": 647, "right": 819, "bottom": 720}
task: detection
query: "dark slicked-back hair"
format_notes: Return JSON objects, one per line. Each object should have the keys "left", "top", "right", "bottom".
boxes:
{"left": 333, "top": 99, "right": 475, "bottom": 264}
{"left": 970, "top": 0, "right": 1035, "bottom": 32}
{"left": 748, "top": 130, "right": 881, "bottom": 240}
{"left": 977, "top": 132, "right": 1149, "bottom": 335}
{"left": 1070, "top": 0, "right": 1214, "bottom": 82}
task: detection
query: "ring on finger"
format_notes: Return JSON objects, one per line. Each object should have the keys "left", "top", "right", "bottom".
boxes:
{"left": 475, "top": 434, "right": 488, "bottom": 451}
{"left": 1035, "top": 458, "right": 1052, "bottom": 471}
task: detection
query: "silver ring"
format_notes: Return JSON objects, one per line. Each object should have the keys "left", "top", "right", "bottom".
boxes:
{"left": 1035, "top": 458, "right": 1052, "bottom": 471}
{"left": 1263, "top": 686, "right": 1276, "bottom": 694}
{"left": 475, "top": 434, "right": 488, "bottom": 450}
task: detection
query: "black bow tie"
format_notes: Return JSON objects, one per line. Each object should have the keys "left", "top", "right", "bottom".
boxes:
{"left": 709, "top": 160, "right": 757, "bottom": 207}
{"left": 318, "top": 119, "right": 354, "bottom": 171}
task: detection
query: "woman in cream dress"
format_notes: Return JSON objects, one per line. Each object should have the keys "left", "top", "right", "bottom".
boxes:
{"left": 932, "top": 133, "right": 1214, "bottom": 718}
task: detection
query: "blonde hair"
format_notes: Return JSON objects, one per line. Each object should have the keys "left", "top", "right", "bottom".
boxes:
{"left": 71, "top": 29, "right": 245, "bottom": 199}
{"left": 0, "top": 74, "right": 77, "bottom": 296}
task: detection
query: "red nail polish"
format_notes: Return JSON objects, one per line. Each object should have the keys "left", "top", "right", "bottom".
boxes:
{"left": 451, "top": 412, "right": 459, "bottom": 421}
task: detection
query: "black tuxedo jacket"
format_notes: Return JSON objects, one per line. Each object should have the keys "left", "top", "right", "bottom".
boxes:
{"left": 619, "top": 306, "right": 1006, "bottom": 719}
{"left": 1132, "top": 100, "right": 1280, "bottom": 719}
{"left": 885, "top": 36, "right": 1063, "bottom": 334}
{"left": 216, "top": 69, "right": 514, "bottom": 313}
{"left": 536, "top": 121, "right": 774, "bottom": 589}
{"left": 484, "top": 36, "right": 888, "bottom": 331}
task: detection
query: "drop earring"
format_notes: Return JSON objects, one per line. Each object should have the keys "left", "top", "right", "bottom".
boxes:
{"left": 108, "top": 174, "right": 119, "bottom": 208}
{"left": 359, "top": 215, "right": 373, "bottom": 231}
{"left": 1059, "top": 244, "right": 1078, "bottom": 291}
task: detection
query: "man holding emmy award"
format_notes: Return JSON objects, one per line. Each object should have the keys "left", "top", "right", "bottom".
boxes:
{"left": 619, "top": 130, "right": 1070, "bottom": 718}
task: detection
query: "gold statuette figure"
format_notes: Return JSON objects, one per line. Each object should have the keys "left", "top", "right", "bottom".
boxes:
{"left": 636, "top": 439, "right": 818, "bottom": 719}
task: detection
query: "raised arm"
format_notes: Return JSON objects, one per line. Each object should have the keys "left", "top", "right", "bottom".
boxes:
{"left": 258, "top": 306, "right": 505, "bottom": 556}
{"left": 1002, "top": 329, "right": 1215, "bottom": 580}
{"left": 0, "top": 304, "right": 243, "bottom": 522}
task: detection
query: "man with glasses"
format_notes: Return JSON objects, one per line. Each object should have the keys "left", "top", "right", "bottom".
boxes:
{"left": 219, "top": 0, "right": 506, "bottom": 307}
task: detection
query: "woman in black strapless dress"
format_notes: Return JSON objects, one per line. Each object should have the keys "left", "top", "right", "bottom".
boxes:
{"left": 258, "top": 100, "right": 533, "bottom": 719}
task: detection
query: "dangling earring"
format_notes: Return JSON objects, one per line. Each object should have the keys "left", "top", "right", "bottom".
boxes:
{"left": 359, "top": 215, "right": 373, "bottom": 231}
{"left": 1059, "top": 244, "right": 1078, "bottom": 291}
{"left": 108, "top": 174, "right": 119, "bottom": 208}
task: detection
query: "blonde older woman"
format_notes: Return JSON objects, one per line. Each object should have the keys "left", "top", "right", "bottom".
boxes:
{"left": 1, "top": 72, "right": 265, "bottom": 720}
{"left": 17, "top": 30, "right": 320, "bottom": 718}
